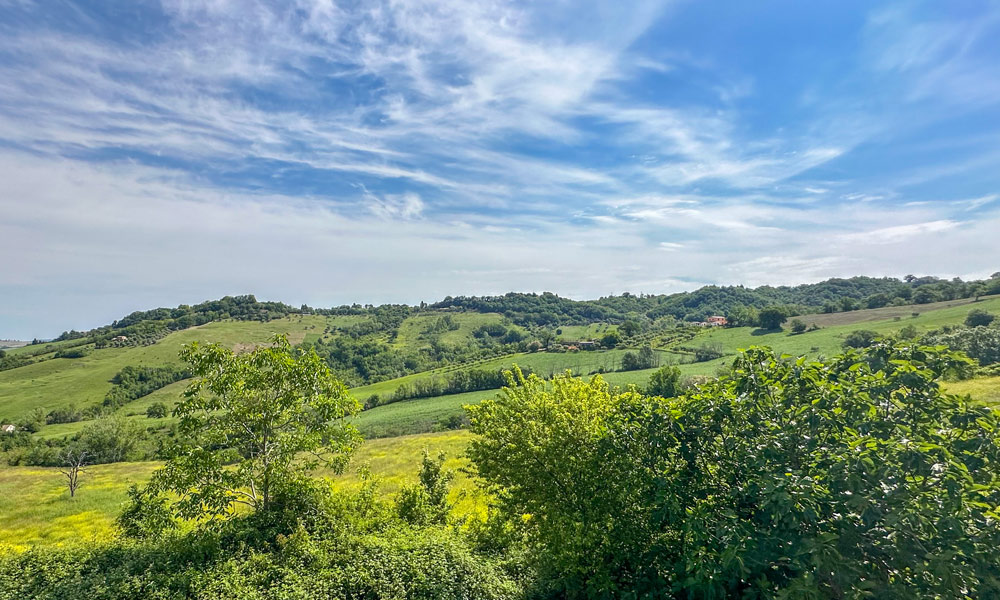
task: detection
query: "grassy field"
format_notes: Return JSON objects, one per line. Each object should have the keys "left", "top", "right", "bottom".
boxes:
{"left": 945, "top": 376, "right": 1000, "bottom": 405}
{"left": 393, "top": 312, "right": 518, "bottom": 349}
{"left": 0, "top": 316, "right": 327, "bottom": 422}
{"left": 793, "top": 296, "right": 998, "bottom": 328}
{"left": 686, "top": 296, "right": 1000, "bottom": 362}
{"left": 0, "top": 430, "right": 473, "bottom": 551}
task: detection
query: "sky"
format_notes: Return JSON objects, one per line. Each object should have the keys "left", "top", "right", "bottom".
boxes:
{"left": 1, "top": 0, "right": 999, "bottom": 339}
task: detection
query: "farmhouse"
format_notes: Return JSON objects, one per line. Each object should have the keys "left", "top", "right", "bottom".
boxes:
{"left": 706, "top": 316, "right": 728, "bottom": 327}
{"left": 1, "top": 424, "right": 16, "bottom": 434}
{"left": 112, "top": 335, "right": 128, "bottom": 343}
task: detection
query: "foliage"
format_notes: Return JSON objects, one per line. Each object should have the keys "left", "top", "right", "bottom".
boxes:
{"left": 758, "top": 306, "right": 788, "bottom": 330}
{"left": 396, "top": 450, "right": 454, "bottom": 526}
{"left": 842, "top": 328, "right": 880, "bottom": 349}
{"left": 75, "top": 415, "right": 146, "bottom": 464}
{"left": 600, "top": 329, "right": 622, "bottom": 347}
{"left": 646, "top": 364, "right": 681, "bottom": 397}
{"left": 381, "top": 366, "right": 535, "bottom": 406}
{"left": 2, "top": 482, "right": 521, "bottom": 600}
{"left": 923, "top": 324, "right": 1000, "bottom": 366}
{"left": 620, "top": 346, "right": 657, "bottom": 371}
{"left": 104, "top": 365, "right": 190, "bottom": 410}
{"left": 692, "top": 343, "right": 724, "bottom": 362}
{"left": 53, "top": 348, "right": 88, "bottom": 359}
{"left": 966, "top": 308, "right": 996, "bottom": 328}
{"left": 145, "top": 402, "right": 168, "bottom": 419}
{"left": 141, "top": 336, "right": 360, "bottom": 520}
{"left": 467, "top": 344, "right": 1000, "bottom": 598}
{"left": 789, "top": 318, "right": 807, "bottom": 333}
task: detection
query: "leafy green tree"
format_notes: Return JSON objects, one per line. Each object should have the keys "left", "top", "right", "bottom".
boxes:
{"left": 75, "top": 415, "right": 144, "bottom": 463}
{"left": 600, "top": 329, "right": 622, "bottom": 348}
{"left": 757, "top": 307, "right": 787, "bottom": 330}
{"left": 646, "top": 365, "right": 680, "bottom": 397}
{"left": 966, "top": 308, "right": 995, "bottom": 327}
{"left": 924, "top": 325, "right": 1000, "bottom": 366}
{"left": 396, "top": 450, "right": 454, "bottom": 526}
{"left": 143, "top": 336, "right": 360, "bottom": 520}
{"left": 789, "top": 318, "right": 807, "bottom": 333}
{"left": 728, "top": 305, "right": 759, "bottom": 327}
{"left": 468, "top": 345, "right": 1000, "bottom": 598}
{"left": 913, "top": 286, "right": 941, "bottom": 304}
{"left": 842, "top": 329, "right": 879, "bottom": 349}
{"left": 145, "top": 402, "right": 168, "bottom": 419}
{"left": 619, "top": 320, "right": 641, "bottom": 337}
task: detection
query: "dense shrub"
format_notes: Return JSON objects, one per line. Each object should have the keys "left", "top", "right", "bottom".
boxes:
{"left": 923, "top": 324, "right": 1000, "bottom": 366}
{"left": 842, "top": 328, "right": 879, "bottom": 349}
{"left": 0, "top": 463, "right": 521, "bottom": 600}
{"left": 468, "top": 344, "right": 1000, "bottom": 598}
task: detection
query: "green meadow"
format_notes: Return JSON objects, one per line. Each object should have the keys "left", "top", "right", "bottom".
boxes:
{"left": 0, "top": 430, "right": 473, "bottom": 551}
{"left": 0, "top": 316, "right": 328, "bottom": 420}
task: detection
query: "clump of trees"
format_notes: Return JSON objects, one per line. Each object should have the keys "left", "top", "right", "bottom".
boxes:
{"left": 923, "top": 323, "right": 1000, "bottom": 367}
{"left": 381, "top": 366, "right": 536, "bottom": 406}
{"left": 103, "top": 365, "right": 190, "bottom": 410}
{"left": 620, "top": 346, "right": 657, "bottom": 371}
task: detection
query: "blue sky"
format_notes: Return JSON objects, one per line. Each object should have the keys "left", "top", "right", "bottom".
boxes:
{"left": 1, "top": 0, "right": 999, "bottom": 338}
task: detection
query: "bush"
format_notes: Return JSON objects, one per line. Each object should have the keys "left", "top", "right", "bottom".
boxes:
{"left": 966, "top": 308, "right": 996, "bottom": 328}
{"left": 646, "top": 365, "right": 681, "bottom": 398}
{"left": 468, "top": 344, "right": 1000, "bottom": 598}
{"left": 923, "top": 324, "right": 1000, "bottom": 366}
{"left": 758, "top": 307, "right": 787, "bottom": 330}
{"left": 692, "top": 343, "right": 723, "bottom": 362}
{"left": 145, "top": 402, "right": 168, "bottom": 419}
{"left": 842, "top": 329, "right": 879, "bottom": 349}
{"left": 789, "top": 318, "right": 807, "bottom": 334}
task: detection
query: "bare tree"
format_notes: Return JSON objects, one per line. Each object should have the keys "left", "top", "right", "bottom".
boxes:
{"left": 59, "top": 448, "right": 89, "bottom": 498}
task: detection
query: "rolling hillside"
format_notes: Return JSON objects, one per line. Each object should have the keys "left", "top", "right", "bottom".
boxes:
{"left": 1, "top": 287, "right": 998, "bottom": 549}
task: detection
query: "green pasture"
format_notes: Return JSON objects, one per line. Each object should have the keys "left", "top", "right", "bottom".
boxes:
{"left": 0, "top": 430, "right": 474, "bottom": 551}
{"left": 687, "top": 296, "right": 1000, "bottom": 362}
{"left": 0, "top": 316, "right": 327, "bottom": 421}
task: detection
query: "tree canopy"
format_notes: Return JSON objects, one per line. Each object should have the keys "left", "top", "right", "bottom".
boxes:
{"left": 467, "top": 343, "right": 1000, "bottom": 598}
{"left": 144, "top": 335, "right": 360, "bottom": 521}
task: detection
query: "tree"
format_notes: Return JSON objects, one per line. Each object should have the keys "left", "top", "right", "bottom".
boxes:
{"left": 145, "top": 402, "right": 168, "bottom": 419}
{"left": 966, "top": 308, "right": 995, "bottom": 328}
{"left": 789, "top": 318, "right": 807, "bottom": 334}
{"left": 728, "top": 305, "right": 759, "bottom": 327}
{"left": 842, "top": 329, "right": 879, "bottom": 349}
{"left": 757, "top": 307, "right": 787, "bottom": 330}
{"left": 646, "top": 365, "right": 680, "bottom": 398}
{"left": 76, "top": 414, "right": 144, "bottom": 463}
{"left": 59, "top": 448, "right": 88, "bottom": 498}
{"left": 396, "top": 450, "right": 454, "bottom": 526}
{"left": 913, "top": 286, "right": 940, "bottom": 304}
{"left": 600, "top": 330, "right": 622, "bottom": 348}
{"left": 467, "top": 345, "right": 1000, "bottom": 598}
{"left": 619, "top": 320, "right": 641, "bottom": 337}
{"left": 144, "top": 335, "right": 360, "bottom": 520}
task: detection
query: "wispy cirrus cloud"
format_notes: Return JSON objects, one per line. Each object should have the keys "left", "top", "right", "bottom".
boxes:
{"left": 1, "top": 0, "right": 999, "bottom": 337}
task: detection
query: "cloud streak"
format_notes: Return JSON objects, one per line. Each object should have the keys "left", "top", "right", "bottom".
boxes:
{"left": 0, "top": 0, "right": 999, "bottom": 336}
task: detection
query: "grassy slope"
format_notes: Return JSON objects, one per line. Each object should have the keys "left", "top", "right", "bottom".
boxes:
{"left": 0, "top": 430, "right": 472, "bottom": 551}
{"left": 0, "top": 316, "right": 328, "bottom": 421}
{"left": 944, "top": 376, "right": 1000, "bottom": 406}
{"left": 691, "top": 296, "right": 1000, "bottom": 361}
